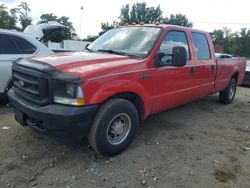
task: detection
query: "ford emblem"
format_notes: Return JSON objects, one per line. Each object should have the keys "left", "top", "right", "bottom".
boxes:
{"left": 18, "top": 80, "right": 25, "bottom": 87}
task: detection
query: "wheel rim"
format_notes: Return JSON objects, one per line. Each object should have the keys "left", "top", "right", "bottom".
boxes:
{"left": 229, "top": 82, "right": 236, "bottom": 100}
{"left": 106, "top": 113, "right": 131, "bottom": 145}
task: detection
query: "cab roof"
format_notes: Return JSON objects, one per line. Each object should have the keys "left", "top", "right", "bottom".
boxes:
{"left": 121, "top": 24, "right": 208, "bottom": 34}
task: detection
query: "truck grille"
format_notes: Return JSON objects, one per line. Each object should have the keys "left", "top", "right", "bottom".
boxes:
{"left": 12, "top": 65, "right": 52, "bottom": 105}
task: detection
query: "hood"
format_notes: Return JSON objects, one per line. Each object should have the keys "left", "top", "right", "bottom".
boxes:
{"left": 24, "top": 21, "right": 69, "bottom": 42}
{"left": 32, "top": 52, "right": 141, "bottom": 79}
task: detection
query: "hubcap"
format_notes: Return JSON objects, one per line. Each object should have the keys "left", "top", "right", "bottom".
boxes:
{"left": 107, "top": 113, "right": 131, "bottom": 145}
{"left": 229, "top": 83, "right": 236, "bottom": 100}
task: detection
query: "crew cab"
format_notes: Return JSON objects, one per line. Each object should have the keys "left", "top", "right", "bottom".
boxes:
{"left": 8, "top": 24, "right": 246, "bottom": 156}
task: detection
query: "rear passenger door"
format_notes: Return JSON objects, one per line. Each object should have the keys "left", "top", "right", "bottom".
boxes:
{"left": 191, "top": 32, "right": 216, "bottom": 97}
{"left": 0, "top": 33, "right": 37, "bottom": 93}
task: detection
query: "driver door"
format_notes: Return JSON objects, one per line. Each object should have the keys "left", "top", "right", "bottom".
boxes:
{"left": 152, "top": 30, "right": 196, "bottom": 113}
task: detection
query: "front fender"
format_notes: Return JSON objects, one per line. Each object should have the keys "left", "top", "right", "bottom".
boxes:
{"left": 87, "top": 79, "right": 151, "bottom": 117}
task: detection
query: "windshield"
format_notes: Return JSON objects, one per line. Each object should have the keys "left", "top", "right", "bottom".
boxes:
{"left": 88, "top": 27, "right": 162, "bottom": 58}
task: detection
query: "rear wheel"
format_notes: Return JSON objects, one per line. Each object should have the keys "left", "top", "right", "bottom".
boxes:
{"left": 88, "top": 98, "right": 139, "bottom": 156}
{"left": 219, "top": 78, "right": 237, "bottom": 104}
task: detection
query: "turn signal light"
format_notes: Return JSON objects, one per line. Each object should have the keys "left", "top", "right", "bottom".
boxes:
{"left": 76, "top": 99, "right": 85, "bottom": 106}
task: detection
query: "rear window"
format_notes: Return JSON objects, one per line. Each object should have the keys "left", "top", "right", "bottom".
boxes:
{"left": 0, "top": 34, "right": 19, "bottom": 54}
{"left": 191, "top": 32, "right": 211, "bottom": 59}
{"left": 0, "top": 33, "right": 37, "bottom": 54}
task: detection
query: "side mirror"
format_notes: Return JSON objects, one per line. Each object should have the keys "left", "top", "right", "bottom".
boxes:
{"left": 155, "top": 46, "right": 187, "bottom": 67}
{"left": 172, "top": 46, "right": 187, "bottom": 67}
{"left": 154, "top": 51, "right": 165, "bottom": 67}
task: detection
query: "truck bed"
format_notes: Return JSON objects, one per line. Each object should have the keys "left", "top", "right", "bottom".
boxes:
{"left": 214, "top": 58, "right": 246, "bottom": 92}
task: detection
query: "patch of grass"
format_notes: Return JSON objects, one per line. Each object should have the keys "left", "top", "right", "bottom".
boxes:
{"left": 213, "top": 156, "right": 241, "bottom": 183}
{"left": 213, "top": 168, "right": 236, "bottom": 183}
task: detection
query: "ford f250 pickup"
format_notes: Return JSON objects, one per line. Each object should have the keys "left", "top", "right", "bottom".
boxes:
{"left": 8, "top": 24, "right": 246, "bottom": 156}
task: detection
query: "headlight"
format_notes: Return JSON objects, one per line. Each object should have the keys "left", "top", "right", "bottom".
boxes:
{"left": 53, "top": 80, "right": 85, "bottom": 106}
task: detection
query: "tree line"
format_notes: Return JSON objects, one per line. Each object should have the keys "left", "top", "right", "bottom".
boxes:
{"left": 0, "top": 2, "right": 32, "bottom": 31}
{"left": 88, "top": 2, "right": 193, "bottom": 40}
{"left": 0, "top": 2, "right": 249, "bottom": 58}
{"left": 210, "top": 28, "right": 250, "bottom": 58}
{"left": 0, "top": 2, "right": 75, "bottom": 35}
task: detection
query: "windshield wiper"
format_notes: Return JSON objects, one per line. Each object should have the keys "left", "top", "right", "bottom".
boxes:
{"left": 97, "top": 49, "right": 129, "bottom": 56}
{"left": 97, "top": 49, "right": 143, "bottom": 59}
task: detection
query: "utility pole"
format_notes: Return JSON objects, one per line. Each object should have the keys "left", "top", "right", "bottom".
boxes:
{"left": 80, "top": 6, "right": 83, "bottom": 39}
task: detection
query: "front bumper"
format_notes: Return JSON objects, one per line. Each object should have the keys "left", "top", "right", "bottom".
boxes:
{"left": 8, "top": 89, "right": 98, "bottom": 145}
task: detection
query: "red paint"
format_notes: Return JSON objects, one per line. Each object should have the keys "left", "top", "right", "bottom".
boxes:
{"left": 32, "top": 25, "right": 246, "bottom": 119}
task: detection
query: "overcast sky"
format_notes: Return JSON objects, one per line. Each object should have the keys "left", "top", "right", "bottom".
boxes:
{"left": 1, "top": 0, "right": 250, "bottom": 38}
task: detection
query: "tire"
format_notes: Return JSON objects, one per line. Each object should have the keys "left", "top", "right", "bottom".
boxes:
{"left": 219, "top": 78, "right": 237, "bottom": 104}
{"left": 88, "top": 98, "right": 139, "bottom": 156}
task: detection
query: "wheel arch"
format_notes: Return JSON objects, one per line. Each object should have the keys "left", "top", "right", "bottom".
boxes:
{"left": 88, "top": 82, "right": 151, "bottom": 120}
{"left": 102, "top": 92, "right": 145, "bottom": 121}
{"left": 231, "top": 71, "right": 239, "bottom": 82}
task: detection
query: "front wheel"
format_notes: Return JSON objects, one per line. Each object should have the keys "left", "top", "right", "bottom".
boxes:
{"left": 219, "top": 78, "right": 237, "bottom": 104}
{"left": 88, "top": 98, "right": 139, "bottom": 156}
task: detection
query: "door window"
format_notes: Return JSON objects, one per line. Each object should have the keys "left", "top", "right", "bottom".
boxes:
{"left": 191, "top": 32, "right": 211, "bottom": 59}
{"left": 159, "top": 31, "right": 190, "bottom": 59}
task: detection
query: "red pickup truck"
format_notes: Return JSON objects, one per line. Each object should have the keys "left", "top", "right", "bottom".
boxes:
{"left": 8, "top": 24, "right": 246, "bottom": 156}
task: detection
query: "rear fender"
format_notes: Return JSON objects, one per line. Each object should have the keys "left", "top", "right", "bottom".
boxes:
{"left": 230, "top": 66, "right": 240, "bottom": 84}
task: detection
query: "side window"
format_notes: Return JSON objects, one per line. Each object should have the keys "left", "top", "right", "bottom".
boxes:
{"left": 0, "top": 34, "right": 37, "bottom": 54}
{"left": 11, "top": 35, "right": 37, "bottom": 54}
{"left": 0, "top": 34, "right": 21, "bottom": 54}
{"left": 192, "top": 32, "right": 211, "bottom": 59}
{"left": 159, "top": 30, "right": 190, "bottom": 61}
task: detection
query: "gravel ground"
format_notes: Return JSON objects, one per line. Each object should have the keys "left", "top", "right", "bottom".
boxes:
{"left": 0, "top": 87, "right": 250, "bottom": 188}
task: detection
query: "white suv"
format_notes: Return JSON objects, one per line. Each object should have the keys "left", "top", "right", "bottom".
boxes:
{"left": 0, "top": 29, "right": 53, "bottom": 101}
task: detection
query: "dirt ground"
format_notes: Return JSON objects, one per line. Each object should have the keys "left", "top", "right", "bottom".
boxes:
{"left": 0, "top": 87, "right": 250, "bottom": 188}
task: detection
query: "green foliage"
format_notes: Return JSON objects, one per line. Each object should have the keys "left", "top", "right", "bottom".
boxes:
{"left": 119, "top": 2, "right": 162, "bottom": 24}
{"left": 18, "top": 2, "right": 32, "bottom": 30}
{"left": 120, "top": 4, "right": 130, "bottom": 24}
{"left": 163, "top": 14, "right": 193, "bottom": 28}
{"left": 210, "top": 29, "right": 224, "bottom": 46}
{"left": 39, "top": 13, "right": 57, "bottom": 23}
{"left": 99, "top": 21, "right": 115, "bottom": 36}
{"left": 0, "top": 2, "right": 32, "bottom": 31}
{"left": 210, "top": 27, "right": 250, "bottom": 58}
{"left": 0, "top": 4, "right": 17, "bottom": 29}
{"left": 38, "top": 13, "right": 76, "bottom": 40}
{"left": 57, "top": 16, "right": 75, "bottom": 33}
{"left": 101, "top": 22, "right": 115, "bottom": 31}
{"left": 119, "top": 3, "right": 191, "bottom": 27}
{"left": 83, "top": 35, "right": 99, "bottom": 42}
{"left": 0, "top": 2, "right": 76, "bottom": 38}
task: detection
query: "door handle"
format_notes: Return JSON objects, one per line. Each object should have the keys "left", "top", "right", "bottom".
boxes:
{"left": 211, "top": 65, "right": 215, "bottom": 72}
{"left": 191, "top": 67, "right": 195, "bottom": 76}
